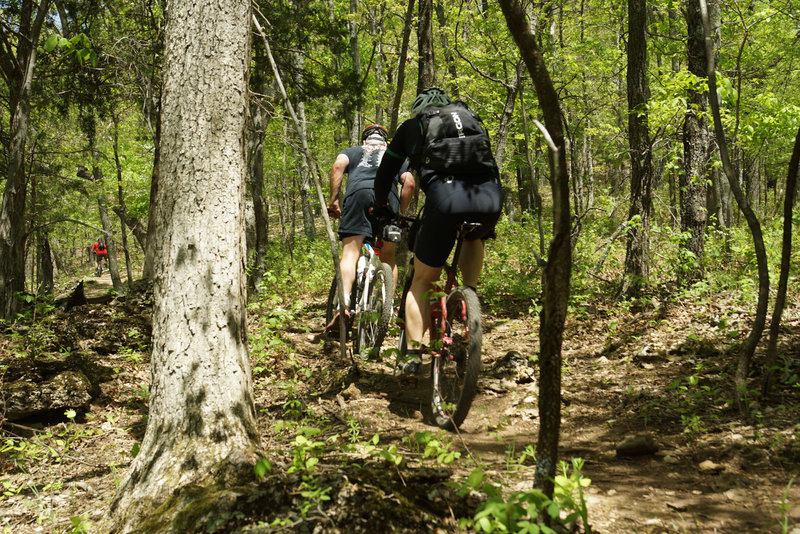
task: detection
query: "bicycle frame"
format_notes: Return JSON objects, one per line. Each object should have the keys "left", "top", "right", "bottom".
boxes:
{"left": 397, "top": 220, "right": 479, "bottom": 359}
{"left": 353, "top": 241, "right": 380, "bottom": 316}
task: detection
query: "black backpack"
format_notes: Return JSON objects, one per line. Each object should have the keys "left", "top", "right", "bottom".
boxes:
{"left": 97, "top": 240, "right": 106, "bottom": 252}
{"left": 418, "top": 101, "right": 498, "bottom": 177}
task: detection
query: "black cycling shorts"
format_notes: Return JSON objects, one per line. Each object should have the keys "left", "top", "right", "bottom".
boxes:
{"left": 414, "top": 175, "right": 503, "bottom": 267}
{"left": 339, "top": 187, "right": 400, "bottom": 240}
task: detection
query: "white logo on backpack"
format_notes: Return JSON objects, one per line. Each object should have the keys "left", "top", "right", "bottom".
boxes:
{"left": 450, "top": 111, "right": 466, "bottom": 138}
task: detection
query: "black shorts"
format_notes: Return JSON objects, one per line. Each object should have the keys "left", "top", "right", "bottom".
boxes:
{"left": 414, "top": 175, "right": 503, "bottom": 267}
{"left": 339, "top": 187, "right": 400, "bottom": 239}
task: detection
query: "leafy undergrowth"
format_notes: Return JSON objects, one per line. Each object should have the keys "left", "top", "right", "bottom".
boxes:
{"left": 1, "top": 275, "right": 800, "bottom": 533}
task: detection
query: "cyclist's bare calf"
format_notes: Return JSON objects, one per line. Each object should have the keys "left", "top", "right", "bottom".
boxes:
{"left": 458, "top": 239, "right": 484, "bottom": 288}
{"left": 404, "top": 258, "right": 443, "bottom": 348}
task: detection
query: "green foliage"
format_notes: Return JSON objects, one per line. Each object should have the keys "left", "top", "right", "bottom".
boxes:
{"left": 457, "top": 458, "right": 592, "bottom": 533}
{"left": 405, "top": 431, "right": 462, "bottom": 465}
{"left": 482, "top": 217, "right": 545, "bottom": 309}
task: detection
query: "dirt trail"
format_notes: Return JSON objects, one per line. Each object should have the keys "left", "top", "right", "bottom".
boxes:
{"left": 283, "top": 294, "right": 800, "bottom": 533}
{"left": 1, "top": 280, "right": 798, "bottom": 533}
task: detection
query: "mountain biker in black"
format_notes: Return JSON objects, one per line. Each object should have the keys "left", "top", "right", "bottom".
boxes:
{"left": 373, "top": 88, "right": 503, "bottom": 373}
{"left": 326, "top": 124, "right": 415, "bottom": 332}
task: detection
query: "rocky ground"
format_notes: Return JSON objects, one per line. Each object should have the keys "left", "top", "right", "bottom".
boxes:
{"left": 1, "top": 271, "right": 799, "bottom": 533}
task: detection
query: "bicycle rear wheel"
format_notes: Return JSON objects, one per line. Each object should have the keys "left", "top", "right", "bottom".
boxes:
{"left": 354, "top": 262, "right": 393, "bottom": 358}
{"left": 431, "top": 286, "right": 482, "bottom": 430}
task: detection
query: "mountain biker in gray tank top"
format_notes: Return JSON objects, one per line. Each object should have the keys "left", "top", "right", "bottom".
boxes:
{"left": 326, "top": 124, "right": 414, "bottom": 332}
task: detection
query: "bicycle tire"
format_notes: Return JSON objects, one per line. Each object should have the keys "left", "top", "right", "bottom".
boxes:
{"left": 325, "top": 275, "right": 354, "bottom": 332}
{"left": 354, "top": 262, "right": 393, "bottom": 358}
{"left": 324, "top": 276, "right": 339, "bottom": 329}
{"left": 431, "top": 286, "right": 482, "bottom": 430}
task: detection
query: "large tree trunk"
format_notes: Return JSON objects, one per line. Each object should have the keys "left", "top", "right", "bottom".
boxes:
{"left": 0, "top": 0, "right": 51, "bottom": 319}
{"left": 499, "top": 0, "right": 572, "bottom": 502}
{"left": 621, "top": 0, "right": 654, "bottom": 298}
{"left": 680, "top": 0, "right": 711, "bottom": 283}
{"left": 108, "top": 0, "right": 259, "bottom": 530}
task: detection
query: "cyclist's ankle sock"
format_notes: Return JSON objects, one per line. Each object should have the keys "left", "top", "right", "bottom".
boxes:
{"left": 405, "top": 348, "right": 423, "bottom": 360}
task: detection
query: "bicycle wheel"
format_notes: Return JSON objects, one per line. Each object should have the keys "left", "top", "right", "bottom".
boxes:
{"left": 354, "top": 262, "right": 393, "bottom": 358}
{"left": 431, "top": 286, "right": 482, "bottom": 430}
{"left": 324, "top": 275, "right": 353, "bottom": 333}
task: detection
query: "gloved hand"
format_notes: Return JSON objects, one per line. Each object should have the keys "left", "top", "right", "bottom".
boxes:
{"left": 370, "top": 203, "right": 395, "bottom": 223}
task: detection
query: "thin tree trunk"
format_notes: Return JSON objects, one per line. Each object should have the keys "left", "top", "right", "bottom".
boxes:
{"left": 92, "top": 159, "right": 124, "bottom": 295}
{"left": 680, "top": 0, "right": 711, "bottom": 283}
{"left": 254, "top": 15, "right": 351, "bottom": 362}
{"left": 112, "top": 117, "right": 134, "bottom": 290}
{"left": 762, "top": 126, "right": 800, "bottom": 395}
{"left": 499, "top": 0, "right": 572, "bottom": 502}
{"left": 142, "top": 106, "right": 162, "bottom": 280}
{"left": 699, "top": 0, "right": 769, "bottom": 413}
{"left": 349, "top": 0, "right": 362, "bottom": 142}
{"left": 434, "top": 1, "right": 459, "bottom": 98}
{"left": 417, "top": 0, "right": 435, "bottom": 91}
{"left": 37, "top": 234, "right": 53, "bottom": 296}
{"left": 388, "top": 0, "right": 415, "bottom": 135}
{"left": 621, "top": 0, "right": 654, "bottom": 298}
{"left": 247, "top": 46, "right": 272, "bottom": 294}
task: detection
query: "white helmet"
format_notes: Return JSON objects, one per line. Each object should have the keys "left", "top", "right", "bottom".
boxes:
{"left": 411, "top": 87, "right": 451, "bottom": 115}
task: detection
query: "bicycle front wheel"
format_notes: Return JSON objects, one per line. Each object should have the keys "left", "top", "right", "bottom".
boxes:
{"left": 354, "top": 262, "right": 394, "bottom": 358}
{"left": 431, "top": 286, "right": 482, "bottom": 430}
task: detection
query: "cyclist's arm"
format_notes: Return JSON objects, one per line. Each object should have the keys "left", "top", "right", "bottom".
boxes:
{"left": 327, "top": 153, "right": 349, "bottom": 218}
{"left": 375, "top": 150, "right": 405, "bottom": 207}
{"left": 399, "top": 171, "right": 415, "bottom": 214}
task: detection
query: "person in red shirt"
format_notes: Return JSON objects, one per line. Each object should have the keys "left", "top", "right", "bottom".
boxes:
{"left": 91, "top": 237, "right": 109, "bottom": 275}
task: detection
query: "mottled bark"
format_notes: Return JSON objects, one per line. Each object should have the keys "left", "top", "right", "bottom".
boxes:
{"left": 0, "top": 0, "right": 52, "bottom": 319}
{"left": 621, "top": 0, "right": 654, "bottom": 298}
{"left": 108, "top": 0, "right": 259, "bottom": 530}
{"left": 680, "top": 0, "right": 710, "bottom": 282}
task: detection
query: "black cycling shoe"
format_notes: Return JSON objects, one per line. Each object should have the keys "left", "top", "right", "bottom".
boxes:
{"left": 396, "top": 350, "right": 422, "bottom": 375}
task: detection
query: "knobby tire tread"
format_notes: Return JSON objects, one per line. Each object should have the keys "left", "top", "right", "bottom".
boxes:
{"left": 355, "top": 262, "right": 393, "bottom": 357}
{"left": 432, "top": 286, "right": 482, "bottom": 430}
